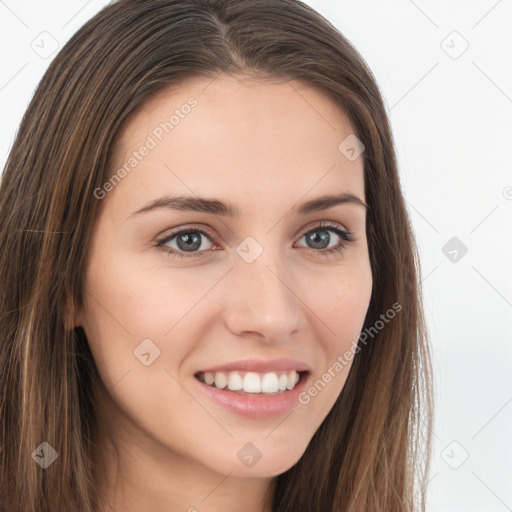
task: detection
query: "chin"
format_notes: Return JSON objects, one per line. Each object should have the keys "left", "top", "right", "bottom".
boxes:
{"left": 213, "top": 442, "right": 307, "bottom": 478}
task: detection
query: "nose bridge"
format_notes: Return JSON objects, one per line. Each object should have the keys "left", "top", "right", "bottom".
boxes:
{"left": 223, "top": 237, "right": 301, "bottom": 340}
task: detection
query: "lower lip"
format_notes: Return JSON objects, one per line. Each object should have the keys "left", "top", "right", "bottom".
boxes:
{"left": 194, "top": 372, "right": 310, "bottom": 419}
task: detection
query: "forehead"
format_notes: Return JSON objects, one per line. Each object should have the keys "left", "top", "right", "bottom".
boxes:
{"left": 114, "top": 73, "right": 357, "bottom": 147}
{"left": 104, "top": 73, "right": 365, "bottom": 221}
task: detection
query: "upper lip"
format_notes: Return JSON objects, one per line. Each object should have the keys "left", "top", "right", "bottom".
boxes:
{"left": 196, "top": 358, "right": 311, "bottom": 374}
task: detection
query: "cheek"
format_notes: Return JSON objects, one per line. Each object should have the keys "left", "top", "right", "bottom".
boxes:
{"left": 83, "top": 248, "right": 201, "bottom": 338}
{"left": 308, "top": 259, "right": 373, "bottom": 347}
{"left": 290, "top": 260, "right": 372, "bottom": 425}
{"left": 80, "top": 247, "right": 233, "bottom": 409}
{"left": 80, "top": 253, "right": 206, "bottom": 431}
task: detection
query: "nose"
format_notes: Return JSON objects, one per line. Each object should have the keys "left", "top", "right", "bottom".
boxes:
{"left": 222, "top": 245, "right": 302, "bottom": 344}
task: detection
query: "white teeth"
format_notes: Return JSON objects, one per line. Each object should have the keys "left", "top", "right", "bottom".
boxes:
{"left": 227, "top": 371, "right": 243, "bottom": 391}
{"left": 278, "top": 374, "right": 288, "bottom": 391}
{"left": 261, "top": 372, "right": 279, "bottom": 393}
{"left": 200, "top": 369, "right": 302, "bottom": 394}
{"left": 243, "top": 372, "right": 262, "bottom": 393}
{"left": 214, "top": 372, "right": 227, "bottom": 390}
{"left": 286, "top": 370, "right": 298, "bottom": 390}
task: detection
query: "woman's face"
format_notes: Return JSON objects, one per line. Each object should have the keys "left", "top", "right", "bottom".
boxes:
{"left": 77, "top": 73, "right": 372, "bottom": 481}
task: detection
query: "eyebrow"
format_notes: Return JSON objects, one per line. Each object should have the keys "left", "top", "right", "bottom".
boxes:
{"left": 127, "top": 192, "right": 368, "bottom": 220}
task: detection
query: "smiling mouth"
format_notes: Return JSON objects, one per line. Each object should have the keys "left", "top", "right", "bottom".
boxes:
{"left": 194, "top": 369, "right": 307, "bottom": 396}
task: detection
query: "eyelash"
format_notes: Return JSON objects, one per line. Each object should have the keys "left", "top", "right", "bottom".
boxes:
{"left": 155, "top": 221, "right": 356, "bottom": 260}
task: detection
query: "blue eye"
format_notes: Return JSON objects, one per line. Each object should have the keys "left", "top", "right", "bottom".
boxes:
{"left": 155, "top": 222, "right": 356, "bottom": 260}
{"left": 157, "top": 228, "right": 214, "bottom": 258}
{"left": 296, "top": 222, "right": 356, "bottom": 256}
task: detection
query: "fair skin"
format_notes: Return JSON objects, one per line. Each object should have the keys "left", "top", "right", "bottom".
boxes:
{"left": 74, "top": 73, "right": 373, "bottom": 512}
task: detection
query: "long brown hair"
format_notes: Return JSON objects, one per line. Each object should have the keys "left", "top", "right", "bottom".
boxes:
{"left": 0, "top": 1, "right": 434, "bottom": 510}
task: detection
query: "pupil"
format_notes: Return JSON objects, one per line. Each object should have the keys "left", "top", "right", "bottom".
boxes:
{"left": 178, "top": 232, "right": 201, "bottom": 251}
{"left": 308, "top": 230, "right": 329, "bottom": 249}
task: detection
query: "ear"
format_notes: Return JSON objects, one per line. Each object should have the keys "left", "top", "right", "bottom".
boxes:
{"left": 64, "top": 296, "right": 81, "bottom": 331}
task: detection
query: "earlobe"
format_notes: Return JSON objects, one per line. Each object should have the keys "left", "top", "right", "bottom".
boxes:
{"left": 64, "top": 297, "right": 81, "bottom": 330}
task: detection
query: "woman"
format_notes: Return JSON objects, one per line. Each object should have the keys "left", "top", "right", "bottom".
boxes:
{"left": 0, "top": 1, "right": 434, "bottom": 511}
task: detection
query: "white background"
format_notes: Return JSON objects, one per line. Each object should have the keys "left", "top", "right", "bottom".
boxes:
{"left": 1, "top": 1, "right": 511, "bottom": 510}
